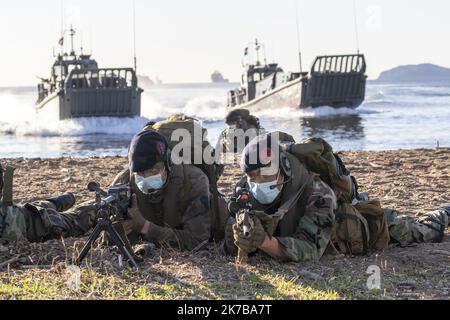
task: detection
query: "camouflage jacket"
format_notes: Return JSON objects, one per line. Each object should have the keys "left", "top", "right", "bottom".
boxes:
{"left": 234, "top": 153, "right": 337, "bottom": 262}
{"left": 112, "top": 164, "right": 212, "bottom": 251}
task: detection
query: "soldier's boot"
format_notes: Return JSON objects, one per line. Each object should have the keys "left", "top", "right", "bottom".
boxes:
{"left": 46, "top": 193, "right": 76, "bottom": 212}
{"left": 439, "top": 204, "right": 450, "bottom": 221}
{"left": 414, "top": 205, "right": 450, "bottom": 243}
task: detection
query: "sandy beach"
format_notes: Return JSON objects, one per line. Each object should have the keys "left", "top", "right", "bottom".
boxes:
{"left": 1, "top": 148, "right": 449, "bottom": 299}
{"left": 7, "top": 147, "right": 450, "bottom": 214}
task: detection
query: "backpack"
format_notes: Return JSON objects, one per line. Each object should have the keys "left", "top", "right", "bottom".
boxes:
{"left": 287, "top": 137, "right": 357, "bottom": 203}
{"left": 331, "top": 200, "right": 390, "bottom": 255}
{"left": 143, "top": 114, "right": 227, "bottom": 242}
{"left": 284, "top": 136, "right": 390, "bottom": 254}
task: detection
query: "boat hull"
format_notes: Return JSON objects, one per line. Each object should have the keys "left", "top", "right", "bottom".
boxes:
{"left": 232, "top": 78, "right": 302, "bottom": 112}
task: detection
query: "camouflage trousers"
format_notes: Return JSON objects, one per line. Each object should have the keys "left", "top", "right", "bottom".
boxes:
{"left": 386, "top": 206, "right": 450, "bottom": 245}
{"left": 0, "top": 200, "right": 97, "bottom": 243}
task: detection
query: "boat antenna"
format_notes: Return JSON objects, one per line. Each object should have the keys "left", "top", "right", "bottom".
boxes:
{"left": 89, "top": 25, "right": 93, "bottom": 55}
{"left": 67, "top": 25, "right": 76, "bottom": 56}
{"left": 60, "top": 0, "right": 64, "bottom": 53}
{"left": 294, "top": 0, "right": 303, "bottom": 73}
{"left": 59, "top": 0, "right": 64, "bottom": 86}
{"left": 133, "top": 0, "right": 137, "bottom": 73}
{"left": 352, "top": 0, "right": 360, "bottom": 54}
{"left": 80, "top": 30, "right": 84, "bottom": 55}
{"left": 255, "top": 39, "right": 261, "bottom": 66}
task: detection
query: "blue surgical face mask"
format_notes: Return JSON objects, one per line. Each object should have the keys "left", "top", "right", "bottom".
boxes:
{"left": 248, "top": 174, "right": 281, "bottom": 204}
{"left": 135, "top": 172, "right": 166, "bottom": 194}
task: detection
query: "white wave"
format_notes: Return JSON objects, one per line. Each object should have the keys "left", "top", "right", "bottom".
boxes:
{"left": 182, "top": 96, "right": 227, "bottom": 121}
{"left": 0, "top": 92, "right": 152, "bottom": 137}
{"left": 2, "top": 116, "right": 151, "bottom": 137}
{"left": 252, "top": 106, "right": 363, "bottom": 119}
{"left": 140, "top": 93, "right": 180, "bottom": 120}
{"left": 363, "top": 90, "right": 393, "bottom": 105}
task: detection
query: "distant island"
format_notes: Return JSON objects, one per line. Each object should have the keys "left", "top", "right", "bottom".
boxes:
{"left": 376, "top": 63, "right": 450, "bottom": 82}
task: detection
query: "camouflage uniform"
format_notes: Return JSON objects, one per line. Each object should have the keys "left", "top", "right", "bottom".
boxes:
{"left": 227, "top": 151, "right": 450, "bottom": 262}
{"left": 218, "top": 109, "right": 266, "bottom": 155}
{"left": 227, "top": 153, "right": 338, "bottom": 262}
{"left": 112, "top": 164, "right": 212, "bottom": 251}
{"left": 386, "top": 207, "right": 450, "bottom": 246}
{"left": 0, "top": 200, "right": 96, "bottom": 243}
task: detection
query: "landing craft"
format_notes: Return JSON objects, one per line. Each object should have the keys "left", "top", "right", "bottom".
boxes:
{"left": 227, "top": 39, "right": 367, "bottom": 111}
{"left": 35, "top": 26, "right": 143, "bottom": 120}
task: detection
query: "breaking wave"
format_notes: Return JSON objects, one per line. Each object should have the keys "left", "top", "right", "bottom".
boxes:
{"left": 183, "top": 96, "right": 227, "bottom": 121}
{"left": 252, "top": 106, "right": 375, "bottom": 120}
{"left": 0, "top": 90, "right": 228, "bottom": 137}
{"left": 0, "top": 92, "right": 153, "bottom": 137}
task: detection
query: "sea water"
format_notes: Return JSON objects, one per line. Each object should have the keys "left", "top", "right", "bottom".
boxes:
{"left": 0, "top": 81, "right": 449, "bottom": 158}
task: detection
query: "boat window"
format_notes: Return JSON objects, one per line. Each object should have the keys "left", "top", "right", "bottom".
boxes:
{"left": 53, "top": 65, "right": 66, "bottom": 78}
{"left": 252, "top": 73, "right": 261, "bottom": 82}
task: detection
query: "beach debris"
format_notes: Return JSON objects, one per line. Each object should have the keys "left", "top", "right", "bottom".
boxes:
{"left": 430, "top": 250, "right": 450, "bottom": 256}
{"left": 0, "top": 256, "right": 20, "bottom": 269}
{"left": 298, "top": 269, "right": 324, "bottom": 281}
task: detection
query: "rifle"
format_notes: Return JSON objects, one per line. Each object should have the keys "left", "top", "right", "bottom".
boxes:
{"left": 229, "top": 187, "right": 255, "bottom": 263}
{"left": 75, "top": 181, "right": 139, "bottom": 268}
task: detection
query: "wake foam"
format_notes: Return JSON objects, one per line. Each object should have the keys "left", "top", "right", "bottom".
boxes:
{"left": 1, "top": 116, "right": 151, "bottom": 137}
{"left": 183, "top": 96, "right": 227, "bottom": 121}
{"left": 363, "top": 90, "right": 393, "bottom": 105}
{"left": 252, "top": 106, "right": 369, "bottom": 120}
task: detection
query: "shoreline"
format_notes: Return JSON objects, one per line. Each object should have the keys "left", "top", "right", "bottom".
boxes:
{"left": 2, "top": 146, "right": 448, "bottom": 160}
{"left": 3, "top": 147, "right": 450, "bottom": 215}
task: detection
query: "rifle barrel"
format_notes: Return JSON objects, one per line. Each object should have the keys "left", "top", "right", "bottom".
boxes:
{"left": 100, "top": 195, "right": 117, "bottom": 207}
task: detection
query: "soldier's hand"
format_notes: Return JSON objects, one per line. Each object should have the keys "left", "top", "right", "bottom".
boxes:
{"left": 124, "top": 194, "right": 147, "bottom": 235}
{"left": 253, "top": 211, "right": 275, "bottom": 237}
{"left": 232, "top": 218, "right": 267, "bottom": 253}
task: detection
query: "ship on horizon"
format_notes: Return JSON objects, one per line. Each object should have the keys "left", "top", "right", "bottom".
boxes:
{"left": 211, "top": 71, "right": 229, "bottom": 83}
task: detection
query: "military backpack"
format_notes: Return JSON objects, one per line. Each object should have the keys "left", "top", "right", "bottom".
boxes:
{"left": 280, "top": 135, "right": 390, "bottom": 254}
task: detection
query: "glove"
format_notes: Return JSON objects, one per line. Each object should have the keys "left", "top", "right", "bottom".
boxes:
{"left": 253, "top": 211, "right": 275, "bottom": 237}
{"left": 232, "top": 217, "right": 267, "bottom": 254}
{"left": 224, "top": 217, "right": 238, "bottom": 256}
{"left": 123, "top": 194, "right": 147, "bottom": 235}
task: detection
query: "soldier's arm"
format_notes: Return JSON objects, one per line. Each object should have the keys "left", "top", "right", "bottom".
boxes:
{"left": 142, "top": 169, "right": 212, "bottom": 251}
{"left": 262, "top": 178, "right": 337, "bottom": 262}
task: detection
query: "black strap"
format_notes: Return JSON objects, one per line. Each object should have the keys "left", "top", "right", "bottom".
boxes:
{"left": 1, "top": 166, "right": 15, "bottom": 207}
{"left": 360, "top": 222, "right": 369, "bottom": 254}
{"left": 272, "top": 174, "right": 314, "bottom": 221}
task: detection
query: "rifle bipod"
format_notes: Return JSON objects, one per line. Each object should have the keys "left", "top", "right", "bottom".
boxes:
{"left": 75, "top": 215, "right": 139, "bottom": 268}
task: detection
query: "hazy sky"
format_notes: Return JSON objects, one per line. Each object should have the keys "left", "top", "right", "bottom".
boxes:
{"left": 0, "top": 0, "right": 449, "bottom": 86}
